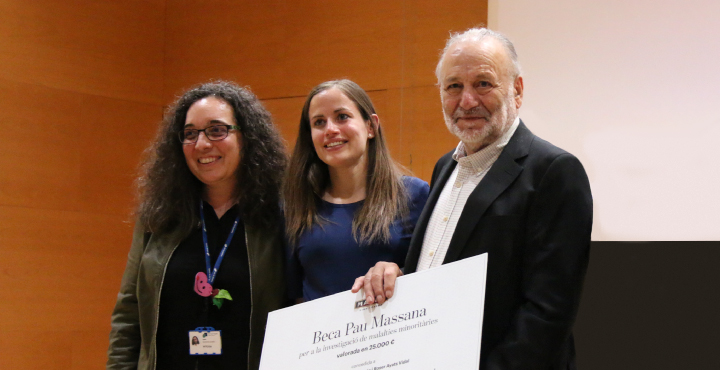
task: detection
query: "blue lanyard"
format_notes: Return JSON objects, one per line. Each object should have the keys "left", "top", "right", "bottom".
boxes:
{"left": 200, "top": 200, "right": 240, "bottom": 286}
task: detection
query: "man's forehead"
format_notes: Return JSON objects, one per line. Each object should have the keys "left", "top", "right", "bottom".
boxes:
{"left": 441, "top": 38, "right": 510, "bottom": 77}
{"left": 450, "top": 38, "right": 506, "bottom": 62}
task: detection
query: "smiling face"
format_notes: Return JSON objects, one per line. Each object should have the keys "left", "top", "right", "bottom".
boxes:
{"left": 308, "top": 88, "right": 375, "bottom": 171}
{"left": 439, "top": 38, "right": 523, "bottom": 154}
{"left": 182, "top": 96, "right": 242, "bottom": 192}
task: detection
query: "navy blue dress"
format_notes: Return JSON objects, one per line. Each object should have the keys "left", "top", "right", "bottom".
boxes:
{"left": 287, "top": 176, "right": 429, "bottom": 301}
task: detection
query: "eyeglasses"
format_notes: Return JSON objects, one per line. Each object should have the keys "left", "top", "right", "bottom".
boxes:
{"left": 178, "top": 124, "right": 241, "bottom": 144}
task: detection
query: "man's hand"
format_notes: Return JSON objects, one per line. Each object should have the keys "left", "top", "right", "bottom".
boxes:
{"left": 351, "top": 262, "right": 402, "bottom": 305}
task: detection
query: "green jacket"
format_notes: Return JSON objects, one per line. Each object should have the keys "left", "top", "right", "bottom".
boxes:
{"left": 107, "top": 221, "right": 286, "bottom": 370}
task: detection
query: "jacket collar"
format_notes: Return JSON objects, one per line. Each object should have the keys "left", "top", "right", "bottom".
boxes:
{"left": 441, "top": 119, "right": 533, "bottom": 263}
{"left": 404, "top": 119, "right": 534, "bottom": 273}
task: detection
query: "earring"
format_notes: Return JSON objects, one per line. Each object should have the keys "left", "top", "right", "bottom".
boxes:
{"left": 368, "top": 133, "right": 373, "bottom": 138}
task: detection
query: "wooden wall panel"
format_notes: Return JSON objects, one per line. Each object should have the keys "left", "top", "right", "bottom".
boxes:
{"left": 362, "top": 90, "right": 408, "bottom": 167}
{"left": 272, "top": 0, "right": 404, "bottom": 94}
{"left": 164, "top": 0, "right": 406, "bottom": 101}
{"left": 0, "top": 1, "right": 166, "bottom": 369}
{"left": 0, "top": 0, "right": 165, "bottom": 105}
{"left": 0, "top": 206, "right": 131, "bottom": 330}
{"left": 261, "top": 96, "right": 307, "bottom": 152}
{"left": 0, "top": 332, "right": 72, "bottom": 369}
{"left": 395, "top": 86, "right": 459, "bottom": 180}
{"left": 0, "top": 206, "right": 134, "bottom": 369}
{"left": 71, "top": 330, "right": 114, "bottom": 369}
{"left": 163, "top": 0, "right": 288, "bottom": 100}
{"left": 75, "top": 94, "right": 160, "bottom": 214}
{"left": 0, "top": 330, "right": 112, "bottom": 369}
{"left": 0, "top": 79, "right": 160, "bottom": 215}
{"left": 0, "top": 79, "right": 84, "bottom": 209}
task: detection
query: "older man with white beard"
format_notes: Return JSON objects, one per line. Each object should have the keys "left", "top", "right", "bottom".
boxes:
{"left": 352, "top": 28, "right": 593, "bottom": 370}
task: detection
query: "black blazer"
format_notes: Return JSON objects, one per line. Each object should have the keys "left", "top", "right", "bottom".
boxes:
{"left": 405, "top": 121, "right": 593, "bottom": 370}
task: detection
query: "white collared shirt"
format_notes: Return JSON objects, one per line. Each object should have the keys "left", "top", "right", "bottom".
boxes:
{"left": 417, "top": 117, "right": 520, "bottom": 271}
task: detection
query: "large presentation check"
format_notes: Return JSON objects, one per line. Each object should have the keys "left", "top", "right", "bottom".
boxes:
{"left": 260, "top": 253, "right": 487, "bottom": 370}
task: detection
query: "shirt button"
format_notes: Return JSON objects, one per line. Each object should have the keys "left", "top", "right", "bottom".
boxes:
{"left": 442, "top": 216, "right": 449, "bottom": 222}
{"left": 455, "top": 182, "right": 462, "bottom": 188}
{"left": 429, "top": 251, "right": 435, "bottom": 256}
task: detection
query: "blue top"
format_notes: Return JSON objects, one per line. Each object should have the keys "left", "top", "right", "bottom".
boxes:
{"left": 287, "top": 176, "right": 429, "bottom": 301}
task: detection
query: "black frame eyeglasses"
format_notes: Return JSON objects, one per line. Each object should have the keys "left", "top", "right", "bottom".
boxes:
{"left": 178, "top": 124, "right": 241, "bottom": 144}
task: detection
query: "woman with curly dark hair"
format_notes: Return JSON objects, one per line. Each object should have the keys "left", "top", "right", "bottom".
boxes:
{"left": 107, "top": 81, "right": 287, "bottom": 370}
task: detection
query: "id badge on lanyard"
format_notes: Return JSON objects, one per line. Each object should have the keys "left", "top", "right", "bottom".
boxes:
{"left": 189, "top": 201, "right": 239, "bottom": 355}
{"left": 189, "top": 327, "right": 222, "bottom": 355}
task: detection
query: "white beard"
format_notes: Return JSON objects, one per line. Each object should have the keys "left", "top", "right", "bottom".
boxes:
{"left": 443, "top": 90, "right": 517, "bottom": 153}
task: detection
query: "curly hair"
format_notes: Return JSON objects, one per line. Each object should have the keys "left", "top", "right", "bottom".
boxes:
{"left": 135, "top": 80, "right": 287, "bottom": 235}
{"left": 284, "top": 79, "right": 408, "bottom": 246}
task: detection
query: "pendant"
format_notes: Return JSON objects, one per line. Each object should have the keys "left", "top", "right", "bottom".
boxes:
{"left": 212, "top": 289, "right": 233, "bottom": 309}
{"left": 194, "top": 272, "right": 213, "bottom": 297}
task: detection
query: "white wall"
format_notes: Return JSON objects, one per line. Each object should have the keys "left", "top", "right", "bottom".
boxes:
{"left": 488, "top": 0, "right": 720, "bottom": 240}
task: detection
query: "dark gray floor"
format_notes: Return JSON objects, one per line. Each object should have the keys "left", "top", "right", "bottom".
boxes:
{"left": 574, "top": 241, "right": 720, "bottom": 369}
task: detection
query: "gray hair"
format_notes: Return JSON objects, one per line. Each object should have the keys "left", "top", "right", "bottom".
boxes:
{"left": 435, "top": 27, "right": 522, "bottom": 84}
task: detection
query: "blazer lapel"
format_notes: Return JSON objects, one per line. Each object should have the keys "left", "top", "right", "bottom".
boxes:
{"left": 404, "top": 154, "right": 457, "bottom": 273}
{"left": 442, "top": 121, "right": 533, "bottom": 264}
